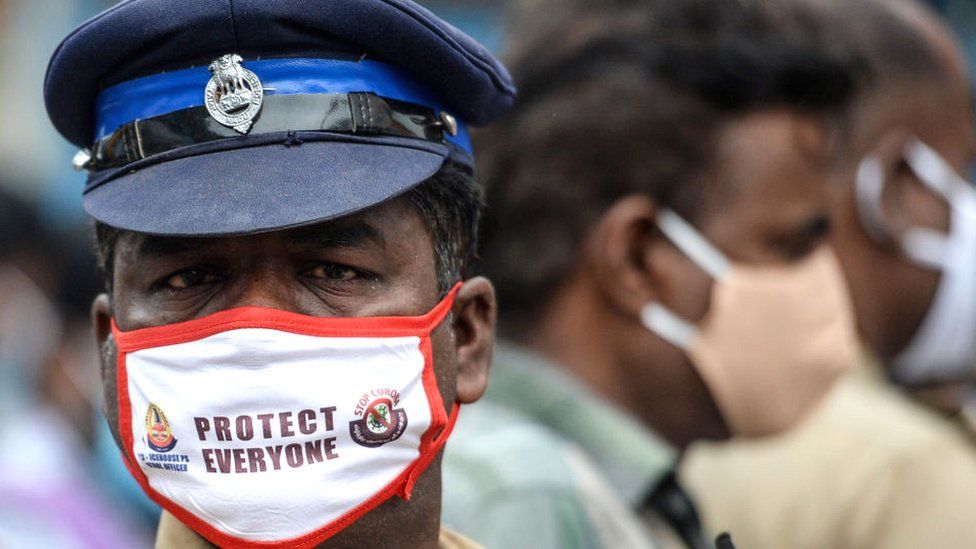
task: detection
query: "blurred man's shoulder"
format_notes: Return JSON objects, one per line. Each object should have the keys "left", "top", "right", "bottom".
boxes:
{"left": 444, "top": 400, "right": 587, "bottom": 493}
{"left": 682, "top": 369, "right": 976, "bottom": 548}
{"left": 443, "top": 397, "right": 662, "bottom": 548}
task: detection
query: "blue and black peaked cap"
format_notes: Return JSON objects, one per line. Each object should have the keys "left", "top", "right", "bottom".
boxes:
{"left": 45, "top": 0, "right": 515, "bottom": 236}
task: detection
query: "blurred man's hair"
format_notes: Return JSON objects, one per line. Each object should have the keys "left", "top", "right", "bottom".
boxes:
{"left": 810, "top": 0, "right": 948, "bottom": 93}
{"left": 799, "top": 0, "right": 953, "bottom": 153}
{"left": 478, "top": 0, "right": 861, "bottom": 334}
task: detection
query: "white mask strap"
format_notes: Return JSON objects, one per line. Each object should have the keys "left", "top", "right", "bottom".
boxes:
{"left": 900, "top": 139, "right": 973, "bottom": 269}
{"left": 656, "top": 208, "right": 731, "bottom": 279}
{"left": 901, "top": 227, "right": 950, "bottom": 270}
{"left": 857, "top": 138, "right": 966, "bottom": 270}
{"left": 903, "top": 138, "right": 966, "bottom": 202}
{"left": 640, "top": 302, "right": 698, "bottom": 350}
{"left": 641, "top": 208, "right": 726, "bottom": 350}
{"left": 854, "top": 156, "right": 891, "bottom": 245}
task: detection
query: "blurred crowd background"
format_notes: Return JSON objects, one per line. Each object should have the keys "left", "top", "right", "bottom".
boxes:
{"left": 1, "top": 0, "right": 975, "bottom": 547}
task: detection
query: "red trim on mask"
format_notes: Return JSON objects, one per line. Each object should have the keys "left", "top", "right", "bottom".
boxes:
{"left": 112, "top": 284, "right": 463, "bottom": 548}
{"left": 112, "top": 284, "right": 461, "bottom": 352}
{"left": 402, "top": 335, "right": 449, "bottom": 499}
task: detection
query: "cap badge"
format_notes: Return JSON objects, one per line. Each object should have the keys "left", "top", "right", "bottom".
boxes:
{"left": 204, "top": 54, "right": 264, "bottom": 134}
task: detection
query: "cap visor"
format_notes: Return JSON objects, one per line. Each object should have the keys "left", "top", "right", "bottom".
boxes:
{"left": 83, "top": 139, "right": 449, "bottom": 236}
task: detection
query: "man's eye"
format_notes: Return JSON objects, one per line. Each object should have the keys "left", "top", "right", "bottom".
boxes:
{"left": 164, "top": 269, "right": 219, "bottom": 290}
{"left": 772, "top": 216, "right": 831, "bottom": 261}
{"left": 307, "top": 263, "right": 358, "bottom": 281}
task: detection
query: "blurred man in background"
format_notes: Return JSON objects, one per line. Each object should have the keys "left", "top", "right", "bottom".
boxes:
{"left": 681, "top": 1, "right": 976, "bottom": 547}
{"left": 442, "top": 0, "right": 861, "bottom": 546}
{"left": 0, "top": 186, "right": 149, "bottom": 548}
{"left": 837, "top": 0, "right": 976, "bottom": 433}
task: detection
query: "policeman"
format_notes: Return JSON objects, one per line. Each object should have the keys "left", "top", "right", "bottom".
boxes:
{"left": 44, "top": 1, "right": 513, "bottom": 547}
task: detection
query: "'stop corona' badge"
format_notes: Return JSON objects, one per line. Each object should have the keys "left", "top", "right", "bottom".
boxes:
{"left": 204, "top": 53, "right": 264, "bottom": 134}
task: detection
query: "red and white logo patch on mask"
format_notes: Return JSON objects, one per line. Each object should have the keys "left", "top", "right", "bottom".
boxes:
{"left": 111, "top": 286, "right": 461, "bottom": 548}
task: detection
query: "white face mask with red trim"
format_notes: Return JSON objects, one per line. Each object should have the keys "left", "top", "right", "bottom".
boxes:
{"left": 110, "top": 287, "right": 460, "bottom": 548}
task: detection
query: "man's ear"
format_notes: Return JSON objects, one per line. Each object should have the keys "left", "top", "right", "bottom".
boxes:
{"left": 451, "top": 277, "right": 495, "bottom": 404}
{"left": 91, "top": 293, "right": 116, "bottom": 430}
{"left": 791, "top": 112, "right": 836, "bottom": 167}
{"left": 92, "top": 294, "right": 112, "bottom": 348}
{"left": 859, "top": 130, "right": 926, "bottom": 237}
{"left": 582, "top": 195, "right": 678, "bottom": 319}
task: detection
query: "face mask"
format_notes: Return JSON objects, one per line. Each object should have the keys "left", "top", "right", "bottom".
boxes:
{"left": 856, "top": 139, "right": 976, "bottom": 385}
{"left": 640, "top": 209, "right": 857, "bottom": 437}
{"left": 110, "top": 287, "right": 461, "bottom": 548}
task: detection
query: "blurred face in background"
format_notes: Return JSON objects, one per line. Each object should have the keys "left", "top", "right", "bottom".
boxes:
{"left": 591, "top": 108, "right": 852, "bottom": 447}
{"left": 483, "top": 0, "right": 862, "bottom": 449}
{"left": 829, "top": 8, "right": 976, "bottom": 376}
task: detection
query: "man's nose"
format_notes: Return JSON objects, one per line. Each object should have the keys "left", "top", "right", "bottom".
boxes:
{"left": 229, "top": 267, "right": 306, "bottom": 314}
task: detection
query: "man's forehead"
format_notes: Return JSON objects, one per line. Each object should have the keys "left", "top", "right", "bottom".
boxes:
{"left": 126, "top": 216, "right": 387, "bottom": 257}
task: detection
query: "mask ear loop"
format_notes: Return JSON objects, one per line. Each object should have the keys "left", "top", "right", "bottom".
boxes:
{"left": 400, "top": 283, "right": 465, "bottom": 500}
{"left": 900, "top": 139, "right": 967, "bottom": 270}
{"left": 855, "top": 155, "right": 894, "bottom": 246}
{"left": 640, "top": 209, "right": 732, "bottom": 350}
{"left": 400, "top": 402, "right": 461, "bottom": 500}
{"left": 656, "top": 208, "right": 732, "bottom": 279}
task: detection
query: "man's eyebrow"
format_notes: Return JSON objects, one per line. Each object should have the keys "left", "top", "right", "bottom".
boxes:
{"left": 288, "top": 222, "right": 386, "bottom": 249}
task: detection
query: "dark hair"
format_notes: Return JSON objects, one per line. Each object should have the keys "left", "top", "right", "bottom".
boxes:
{"left": 94, "top": 159, "right": 482, "bottom": 295}
{"left": 820, "top": 0, "right": 950, "bottom": 113}
{"left": 477, "top": 0, "right": 860, "bottom": 329}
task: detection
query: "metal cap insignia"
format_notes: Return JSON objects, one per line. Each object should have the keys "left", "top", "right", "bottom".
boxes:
{"left": 204, "top": 54, "right": 264, "bottom": 134}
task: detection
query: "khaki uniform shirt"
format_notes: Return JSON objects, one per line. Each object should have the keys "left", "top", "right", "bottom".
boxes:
{"left": 680, "top": 354, "right": 976, "bottom": 549}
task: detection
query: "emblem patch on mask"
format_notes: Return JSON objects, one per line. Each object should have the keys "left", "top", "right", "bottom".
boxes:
{"left": 204, "top": 53, "right": 264, "bottom": 134}
{"left": 350, "top": 390, "right": 408, "bottom": 448}
{"left": 145, "top": 403, "right": 178, "bottom": 453}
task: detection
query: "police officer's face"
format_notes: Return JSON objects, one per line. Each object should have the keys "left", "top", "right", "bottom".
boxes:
{"left": 91, "top": 195, "right": 495, "bottom": 545}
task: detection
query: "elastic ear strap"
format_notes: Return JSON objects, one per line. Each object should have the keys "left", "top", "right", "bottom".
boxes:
{"left": 855, "top": 156, "right": 893, "bottom": 245}
{"left": 904, "top": 139, "right": 964, "bottom": 201}
{"left": 901, "top": 228, "right": 950, "bottom": 270}
{"left": 400, "top": 402, "right": 461, "bottom": 500}
{"left": 656, "top": 208, "right": 731, "bottom": 279}
{"left": 640, "top": 302, "right": 698, "bottom": 350}
{"left": 420, "top": 282, "right": 464, "bottom": 335}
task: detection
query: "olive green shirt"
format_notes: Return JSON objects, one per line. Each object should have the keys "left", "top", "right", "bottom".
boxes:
{"left": 442, "top": 343, "right": 680, "bottom": 548}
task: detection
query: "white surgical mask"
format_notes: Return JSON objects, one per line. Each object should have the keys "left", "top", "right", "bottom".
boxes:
{"left": 641, "top": 209, "right": 857, "bottom": 437}
{"left": 856, "top": 139, "right": 976, "bottom": 384}
{"left": 110, "top": 287, "right": 461, "bottom": 548}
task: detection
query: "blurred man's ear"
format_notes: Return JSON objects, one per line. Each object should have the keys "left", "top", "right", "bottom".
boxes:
{"left": 92, "top": 294, "right": 111, "bottom": 349}
{"left": 451, "top": 277, "right": 495, "bottom": 404}
{"left": 792, "top": 112, "right": 837, "bottom": 167}
{"left": 582, "top": 195, "right": 688, "bottom": 319}
{"left": 856, "top": 130, "right": 949, "bottom": 240}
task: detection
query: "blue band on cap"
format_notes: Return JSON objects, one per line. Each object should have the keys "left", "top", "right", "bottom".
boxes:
{"left": 94, "top": 58, "right": 471, "bottom": 153}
